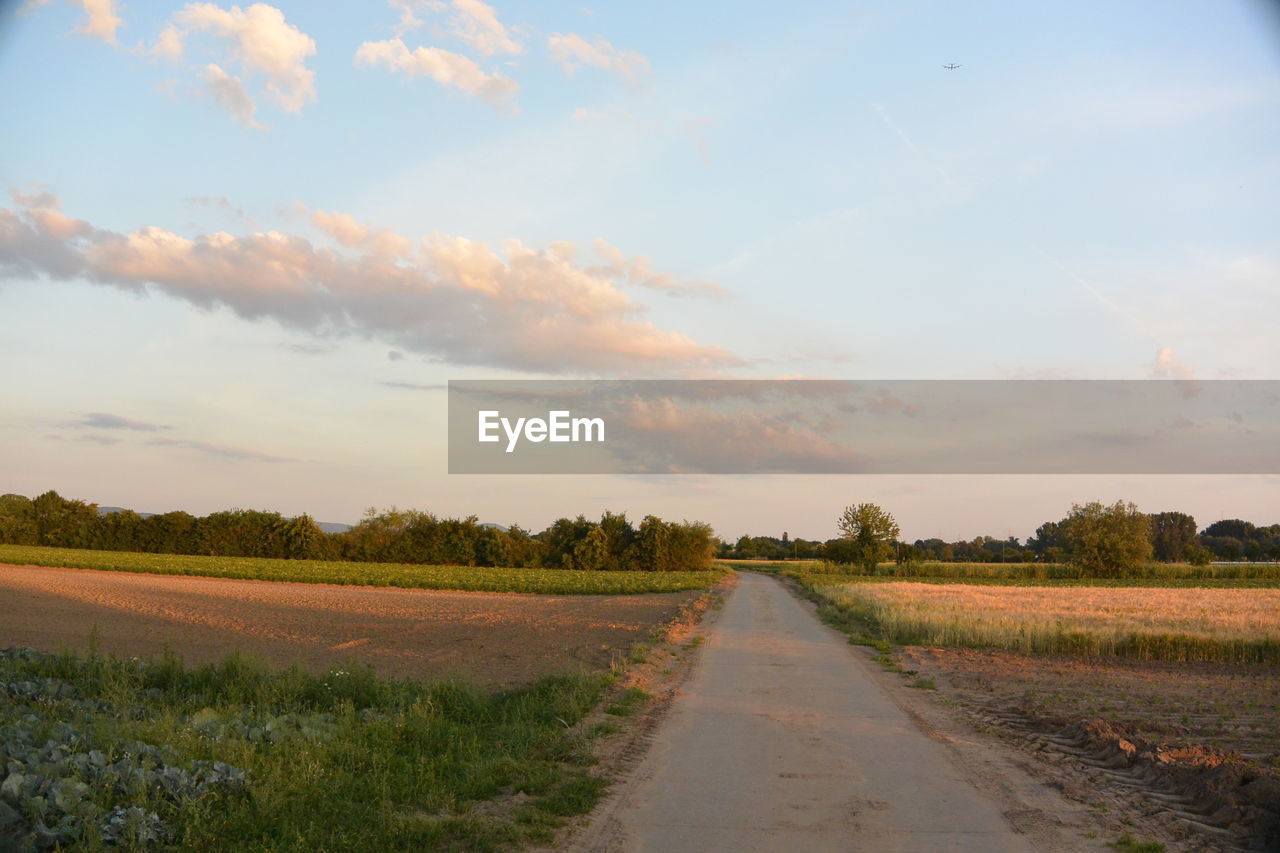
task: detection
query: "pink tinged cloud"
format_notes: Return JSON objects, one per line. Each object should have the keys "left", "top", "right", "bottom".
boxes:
{"left": 155, "top": 2, "right": 317, "bottom": 118}
{"left": 616, "top": 396, "right": 855, "bottom": 473}
{"left": 200, "top": 64, "right": 262, "bottom": 128}
{"left": 446, "top": 0, "right": 522, "bottom": 57}
{"left": 547, "top": 32, "right": 650, "bottom": 82}
{"left": 23, "top": 0, "right": 122, "bottom": 45}
{"left": 1151, "top": 347, "right": 1201, "bottom": 398}
{"left": 588, "top": 238, "right": 727, "bottom": 299}
{"left": 354, "top": 38, "right": 518, "bottom": 108}
{"left": 0, "top": 191, "right": 739, "bottom": 375}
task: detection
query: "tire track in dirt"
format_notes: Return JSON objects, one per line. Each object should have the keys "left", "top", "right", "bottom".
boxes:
{"left": 963, "top": 702, "right": 1278, "bottom": 851}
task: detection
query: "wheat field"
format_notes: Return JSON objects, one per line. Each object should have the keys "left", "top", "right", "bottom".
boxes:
{"left": 813, "top": 581, "right": 1280, "bottom": 663}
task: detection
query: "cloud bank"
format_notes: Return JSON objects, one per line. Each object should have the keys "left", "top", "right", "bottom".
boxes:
{"left": 0, "top": 191, "right": 738, "bottom": 375}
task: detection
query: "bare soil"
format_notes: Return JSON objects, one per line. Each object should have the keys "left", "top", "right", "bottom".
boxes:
{"left": 901, "top": 646, "right": 1280, "bottom": 851}
{"left": 0, "top": 563, "right": 702, "bottom": 686}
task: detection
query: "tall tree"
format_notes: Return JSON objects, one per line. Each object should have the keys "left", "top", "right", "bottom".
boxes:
{"left": 836, "top": 503, "right": 901, "bottom": 573}
{"left": 1149, "top": 511, "right": 1198, "bottom": 562}
{"left": 1062, "top": 500, "right": 1152, "bottom": 577}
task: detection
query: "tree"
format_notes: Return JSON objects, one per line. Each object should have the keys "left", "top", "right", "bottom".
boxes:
{"left": 1150, "top": 511, "right": 1198, "bottom": 562}
{"left": 1061, "top": 501, "right": 1152, "bottom": 578}
{"left": 30, "top": 490, "right": 98, "bottom": 547}
{"left": 1027, "top": 521, "right": 1064, "bottom": 559}
{"left": 279, "top": 514, "right": 326, "bottom": 559}
{"left": 0, "top": 494, "right": 36, "bottom": 545}
{"left": 1186, "top": 544, "right": 1213, "bottom": 566}
{"left": 572, "top": 525, "right": 611, "bottom": 571}
{"left": 835, "top": 503, "right": 901, "bottom": 573}
{"left": 632, "top": 515, "right": 671, "bottom": 570}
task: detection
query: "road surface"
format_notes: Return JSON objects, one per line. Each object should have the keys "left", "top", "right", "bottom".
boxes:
{"left": 576, "top": 572, "right": 1034, "bottom": 852}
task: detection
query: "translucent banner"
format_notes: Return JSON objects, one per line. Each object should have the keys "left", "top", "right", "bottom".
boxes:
{"left": 447, "top": 380, "right": 1280, "bottom": 474}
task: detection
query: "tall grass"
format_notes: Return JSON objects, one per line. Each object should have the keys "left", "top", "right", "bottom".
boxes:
{"left": 803, "top": 560, "right": 1280, "bottom": 581}
{"left": 809, "top": 581, "right": 1280, "bottom": 664}
{"left": 0, "top": 544, "right": 726, "bottom": 595}
{"left": 0, "top": 645, "right": 613, "bottom": 850}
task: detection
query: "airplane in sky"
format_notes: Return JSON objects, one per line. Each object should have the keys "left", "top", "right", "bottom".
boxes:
{"left": 943, "top": 63, "right": 962, "bottom": 70}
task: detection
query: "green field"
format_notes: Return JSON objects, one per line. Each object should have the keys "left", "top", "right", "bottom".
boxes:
{"left": 0, "top": 645, "right": 616, "bottom": 851}
{"left": 0, "top": 545, "right": 727, "bottom": 595}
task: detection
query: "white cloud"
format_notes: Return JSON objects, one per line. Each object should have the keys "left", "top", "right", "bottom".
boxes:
{"left": 355, "top": 38, "right": 518, "bottom": 109}
{"left": 445, "top": 0, "right": 521, "bottom": 57}
{"left": 1152, "top": 347, "right": 1195, "bottom": 382}
{"left": 309, "top": 209, "right": 368, "bottom": 247}
{"left": 200, "top": 63, "right": 263, "bottom": 128}
{"left": 589, "top": 238, "right": 727, "bottom": 299}
{"left": 382, "top": 0, "right": 519, "bottom": 54}
{"left": 0, "top": 191, "right": 738, "bottom": 375}
{"left": 155, "top": 3, "right": 317, "bottom": 117}
{"left": 547, "top": 32, "right": 650, "bottom": 82}
{"left": 1151, "top": 347, "right": 1201, "bottom": 398}
{"left": 308, "top": 207, "right": 413, "bottom": 258}
{"left": 23, "top": 0, "right": 122, "bottom": 44}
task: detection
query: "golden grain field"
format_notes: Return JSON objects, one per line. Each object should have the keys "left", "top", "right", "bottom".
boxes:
{"left": 813, "top": 581, "right": 1280, "bottom": 663}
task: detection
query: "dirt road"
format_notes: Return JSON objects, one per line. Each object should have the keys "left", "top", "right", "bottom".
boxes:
{"left": 575, "top": 572, "right": 1040, "bottom": 852}
{"left": 0, "top": 563, "right": 700, "bottom": 686}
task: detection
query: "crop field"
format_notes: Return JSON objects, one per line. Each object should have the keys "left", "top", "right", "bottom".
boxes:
{"left": 0, "top": 645, "right": 616, "bottom": 851}
{"left": 809, "top": 579, "right": 1280, "bottom": 663}
{"left": 799, "top": 561, "right": 1280, "bottom": 582}
{"left": 0, "top": 545, "right": 726, "bottom": 595}
{"left": 0, "top": 563, "right": 712, "bottom": 686}
{"left": 723, "top": 559, "right": 1280, "bottom": 585}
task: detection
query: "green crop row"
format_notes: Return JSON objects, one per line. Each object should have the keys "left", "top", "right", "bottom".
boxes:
{"left": 0, "top": 545, "right": 727, "bottom": 595}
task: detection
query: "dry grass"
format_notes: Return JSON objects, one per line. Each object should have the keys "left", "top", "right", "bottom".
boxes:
{"left": 812, "top": 581, "right": 1280, "bottom": 663}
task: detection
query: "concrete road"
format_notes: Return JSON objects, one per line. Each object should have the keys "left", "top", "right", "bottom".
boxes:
{"left": 576, "top": 572, "right": 1034, "bottom": 852}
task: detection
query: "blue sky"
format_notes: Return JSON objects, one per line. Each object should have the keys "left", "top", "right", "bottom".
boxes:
{"left": 2, "top": 0, "right": 1278, "bottom": 540}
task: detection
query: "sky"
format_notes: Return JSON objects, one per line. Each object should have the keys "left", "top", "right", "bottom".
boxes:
{"left": 1, "top": 0, "right": 1278, "bottom": 542}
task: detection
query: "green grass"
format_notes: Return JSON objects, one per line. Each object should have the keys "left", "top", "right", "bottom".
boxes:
{"left": 714, "top": 559, "right": 820, "bottom": 574}
{"left": 603, "top": 688, "right": 652, "bottom": 718}
{"left": 1109, "top": 832, "right": 1166, "bottom": 853}
{"left": 0, "top": 645, "right": 616, "bottom": 851}
{"left": 0, "top": 544, "right": 727, "bottom": 595}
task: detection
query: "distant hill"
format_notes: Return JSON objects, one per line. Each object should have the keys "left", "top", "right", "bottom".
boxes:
{"left": 97, "top": 505, "right": 352, "bottom": 534}
{"left": 316, "top": 521, "right": 353, "bottom": 534}
{"left": 97, "top": 506, "right": 155, "bottom": 519}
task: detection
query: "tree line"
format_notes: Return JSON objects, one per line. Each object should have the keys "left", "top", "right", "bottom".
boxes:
{"left": 0, "top": 491, "right": 716, "bottom": 571}
{"left": 722, "top": 502, "right": 1280, "bottom": 568}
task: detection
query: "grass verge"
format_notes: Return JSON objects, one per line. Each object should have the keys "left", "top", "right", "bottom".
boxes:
{"left": 0, "top": 545, "right": 726, "bottom": 596}
{"left": 0, "top": 644, "right": 617, "bottom": 851}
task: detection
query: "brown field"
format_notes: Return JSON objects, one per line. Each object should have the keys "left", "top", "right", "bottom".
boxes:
{"left": 0, "top": 563, "right": 703, "bottom": 686}
{"left": 899, "top": 647, "right": 1280, "bottom": 850}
